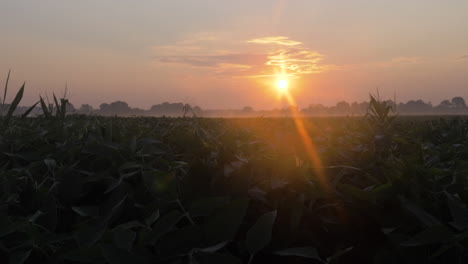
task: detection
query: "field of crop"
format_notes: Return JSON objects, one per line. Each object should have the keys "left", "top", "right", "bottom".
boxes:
{"left": 2, "top": 108, "right": 468, "bottom": 264}
{"left": 1, "top": 83, "right": 468, "bottom": 263}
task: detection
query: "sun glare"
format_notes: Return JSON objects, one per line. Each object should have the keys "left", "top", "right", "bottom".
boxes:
{"left": 277, "top": 79, "right": 288, "bottom": 91}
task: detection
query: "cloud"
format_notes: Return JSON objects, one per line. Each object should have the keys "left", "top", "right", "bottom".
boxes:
{"left": 266, "top": 49, "right": 326, "bottom": 75}
{"left": 155, "top": 53, "right": 267, "bottom": 68}
{"left": 458, "top": 54, "right": 468, "bottom": 60}
{"left": 152, "top": 35, "right": 335, "bottom": 78}
{"left": 389, "top": 56, "right": 426, "bottom": 65}
{"left": 369, "top": 56, "right": 427, "bottom": 68}
{"left": 247, "top": 36, "right": 302, "bottom": 46}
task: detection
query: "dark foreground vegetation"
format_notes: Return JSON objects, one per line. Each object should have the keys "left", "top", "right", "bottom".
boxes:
{"left": 2, "top": 81, "right": 468, "bottom": 263}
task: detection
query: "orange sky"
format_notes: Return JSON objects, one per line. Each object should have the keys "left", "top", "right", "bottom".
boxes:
{"left": 1, "top": 1, "right": 468, "bottom": 109}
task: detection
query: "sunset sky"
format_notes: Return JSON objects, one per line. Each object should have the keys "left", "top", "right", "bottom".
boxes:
{"left": 1, "top": 0, "right": 468, "bottom": 109}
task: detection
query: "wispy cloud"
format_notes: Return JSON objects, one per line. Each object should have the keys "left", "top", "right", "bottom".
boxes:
{"left": 372, "top": 56, "right": 427, "bottom": 68}
{"left": 247, "top": 36, "right": 302, "bottom": 46}
{"left": 266, "top": 49, "right": 326, "bottom": 75}
{"left": 152, "top": 35, "right": 336, "bottom": 78}
{"left": 458, "top": 54, "right": 468, "bottom": 60}
{"left": 155, "top": 53, "right": 266, "bottom": 68}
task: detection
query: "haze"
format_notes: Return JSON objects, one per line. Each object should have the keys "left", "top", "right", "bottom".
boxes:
{"left": 1, "top": 0, "right": 468, "bottom": 109}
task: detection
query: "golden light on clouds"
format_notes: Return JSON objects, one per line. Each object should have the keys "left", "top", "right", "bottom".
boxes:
{"left": 247, "top": 36, "right": 302, "bottom": 46}
{"left": 153, "top": 35, "right": 336, "bottom": 82}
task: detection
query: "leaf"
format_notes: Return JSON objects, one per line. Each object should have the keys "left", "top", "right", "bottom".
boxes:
{"left": 401, "top": 226, "right": 454, "bottom": 247}
{"left": 20, "top": 101, "right": 39, "bottom": 118}
{"left": 72, "top": 206, "right": 100, "bottom": 217}
{"left": 118, "top": 162, "right": 141, "bottom": 173}
{"left": 143, "top": 210, "right": 183, "bottom": 244}
{"left": 44, "top": 158, "right": 57, "bottom": 171}
{"left": 104, "top": 177, "right": 123, "bottom": 194}
{"left": 101, "top": 193, "right": 128, "bottom": 222}
{"left": 101, "top": 244, "right": 149, "bottom": 264}
{"left": 3, "top": 69, "right": 10, "bottom": 106}
{"left": 62, "top": 246, "right": 105, "bottom": 263}
{"left": 39, "top": 96, "right": 50, "bottom": 118}
{"left": 53, "top": 93, "right": 60, "bottom": 116}
{"left": 37, "top": 195, "right": 58, "bottom": 231}
{"left": 158, "top": 226, "right": 204, "bottom": 256}
{"left": 4, "top": 82, "right": 24, "bottom": 125}
{"left": 117, "top": 221, "right": 146, "bottom": 230}
{"left": 446, "top": 194, "right": 468, "bottom": 230}
{"left": 275, "top": 247, "right": 322, "bottom": 261}
{"left": 9, "top": 250, "right": 31, "bottom": 264}
{"left": 204, "top": 198, "right": 249, "bottom": 244}
{"left": 195, "top": 253, "right": 242, "bottom": 264}
{"left": 145, "top": 209, "right": 160, "bottom": 226}
{"left": 400, "top": 197, "right": 442, "bottom": 227}
{"left": 74, "top": 220, "right": 107, "bottom": 247}
{"left": 337, "top": 183, "right": 372, "bottom": 202}
{"left": 189, "top": 196, "right": 230, "bottom": 217}
{"left": 245, "top": 210, "right": 277, "bottom": 256}
{"left": 28, "top": 210, "right": 44, "bottom": 223}
{"left": 113, "top": 227, "right": 136, "bottom": 251}
{"left": 0, "top": 217, "right": 16, "bottom": 237}
{"left": 194, "top": 241, "right": 229, "bottom": 253}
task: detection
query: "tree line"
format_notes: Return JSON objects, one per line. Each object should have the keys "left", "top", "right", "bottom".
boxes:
{"left": 5, "top": 96, "right": 468, "bottom": 117}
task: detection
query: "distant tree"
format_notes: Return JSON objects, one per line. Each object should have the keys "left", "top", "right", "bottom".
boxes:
{"left": 242, "top": 106, "right": 254, "bottom": 112}
{"left": 193, "top": 106, "right": 203, "bottom": 113}
{"left": 359, "top": 102, "right": 369, "bottom": 109}
{"left": 437, "top": 100, "right": 452, "bottom": 109}
{"left": 304, "top": 104, "right": 326, "bottom": 115}
{"left": 150, "top": 102, "right": 185, "bottom": 115}
{"left": 399, "top": 100, "right": 432, "bottom": 113}
{"left": 79, "top": 104, "right": 94, "bottom": 113}
{"left": 108, "top": 101, "right": 130, "bottom": 112}
{"left": 336, "top": 101, "right": 350, "bottom": 113}
{"left": 99, "top": 101, "right": 130, "bottom": 115}
{"left": 451, "top": 97, "right": 466, "bottom": 108}
{"left": 99, "top": 103, "right": 109, "bottom": 111}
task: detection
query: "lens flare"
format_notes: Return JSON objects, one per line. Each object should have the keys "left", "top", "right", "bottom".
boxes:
{"left": 275, "top": 82, "right": 329, "bottom": 190}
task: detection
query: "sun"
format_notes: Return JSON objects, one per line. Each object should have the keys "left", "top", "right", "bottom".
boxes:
{"left": 277, "top": 79, "right": 288, "bottom": 91}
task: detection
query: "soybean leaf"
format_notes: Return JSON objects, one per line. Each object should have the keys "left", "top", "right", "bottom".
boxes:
{"left": 72, "top": 206, "right": 100, "bottom": 217}
{"left": 74, "top": 220, "right": 107, "bottom": 247}
{"left": 193, "top": 241, "right": 229, "bottom": 253}
{"left": 245, "top": 210, "right": 277, "bottom": 256}
{"left": 145, "top": 209, "right": 160, "bottom": 226}
{"left": 143, "top": 210, "right": 183, "bottom": 244}
{"left": 113, "top": 227, "right": 136, "bottom": 251}
{"left": 101, "top": 244, "right": 149, "bottom": 264}
{"left": 62, "top": 246, "right": 105, "bottom": 263}
{"left": 400, "top": 197, "right": 442, "bottom": 227}
{"left": 9, "top": 250, "right": 31, "bottom": 264}
{"left": 189, "top": 196, "right": 230, "bottom": 217}
{"left": 401, "top": 226, "right": 454, "bottom": 247}
{"left": 195, "top": 253, "right": 242, "bottom": 264}
{"left": 446, "top": 194, "right": 468, "bottom": 230}
{"left": 275, "top": 247, "right": 322, "bottom": 261}
{"left": 204, "top": 198, "right": 249, "bottom": 244}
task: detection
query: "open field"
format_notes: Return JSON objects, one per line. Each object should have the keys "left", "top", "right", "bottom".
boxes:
{"left": 2, "top": 110, "right": 468, "bottom": 263}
